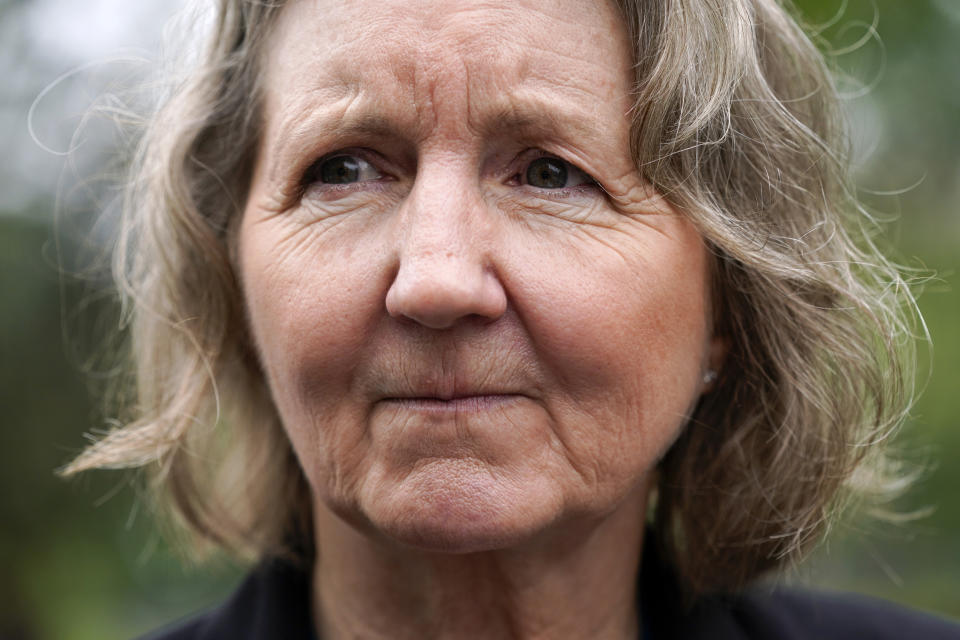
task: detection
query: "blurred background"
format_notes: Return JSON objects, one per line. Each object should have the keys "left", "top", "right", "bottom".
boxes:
{"left": 1, "top": 0, "right": 957, "bottom": 638}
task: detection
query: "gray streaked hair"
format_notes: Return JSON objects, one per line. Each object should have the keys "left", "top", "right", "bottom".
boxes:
{"left": 64, "top": 0, "right": 920, "bottom": 596}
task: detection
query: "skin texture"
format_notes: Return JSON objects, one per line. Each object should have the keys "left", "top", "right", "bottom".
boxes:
{"left": 239, "top": 0, "right": 722, "bottom": 637}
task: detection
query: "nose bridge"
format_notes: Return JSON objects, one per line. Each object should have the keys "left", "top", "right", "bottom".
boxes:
{"left": 402, "top": 165, "right": 474, "bottom": 256}
{"left": 385, "top": 160, "right": 507, "bottom": 329}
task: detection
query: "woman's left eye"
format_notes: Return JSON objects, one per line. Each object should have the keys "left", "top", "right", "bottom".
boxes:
{"left": 306, "top": 153, "right": 383, "bottom": 185}
{"left": 523, "top": 156, "right": 595, "bottom": 190}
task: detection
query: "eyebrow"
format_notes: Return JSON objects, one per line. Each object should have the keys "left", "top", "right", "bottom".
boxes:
{"left": 477, "top": 101, "right": 600, "bottom": 145}
{"left": 264, "top": 90, "right": 610, "bottom": 182}
{"left": 264, "top": 102, "right": 404, "bottom": 182}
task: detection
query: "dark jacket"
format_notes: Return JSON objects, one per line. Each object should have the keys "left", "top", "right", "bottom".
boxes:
{"left": 141, "top": 542, "right": 960, "bottom": 640}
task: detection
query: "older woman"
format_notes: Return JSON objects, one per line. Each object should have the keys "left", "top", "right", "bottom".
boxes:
{"left": 66, "top": 0, "right": 958, "bottom": 638}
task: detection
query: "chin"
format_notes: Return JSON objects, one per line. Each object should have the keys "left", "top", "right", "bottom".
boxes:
{"left": 356, "top": 459, "right": 564, "bottom": 554}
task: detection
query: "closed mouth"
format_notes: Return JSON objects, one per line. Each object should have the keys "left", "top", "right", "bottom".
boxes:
{"left": 379, "top": 394, "right": 524, "bottom": 413}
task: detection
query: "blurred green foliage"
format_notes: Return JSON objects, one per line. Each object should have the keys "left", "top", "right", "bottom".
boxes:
{"left": 1, "top": 0, "right": 957, "bottom": 638}
{"left": 784, "top": 0, "right": 960, "bottom": 618}
{"left": 0, "top": 217, "right": 244, "bottom": 639}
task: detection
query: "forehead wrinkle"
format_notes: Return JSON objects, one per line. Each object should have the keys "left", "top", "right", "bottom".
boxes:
{"left": 260, "top": 0, "right": 633, "bottom": 180}
{"left": 264, "top": 85, "right": 419, "bottom": 184}
{"left": 264, "top": 89, "right": 357, "bottom": 183}
{"left": 405, "top": 44, "right": 615, "bottom": 150}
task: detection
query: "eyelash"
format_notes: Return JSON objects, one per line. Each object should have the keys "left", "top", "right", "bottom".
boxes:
{"left": 507, "top": 151, "right": 598, "bottom": 193}
{"left": 299, "top": 149, "right": 599, "bottom": 195}
{"left": 300, "top": 150, "right": 389, "bottom": 190}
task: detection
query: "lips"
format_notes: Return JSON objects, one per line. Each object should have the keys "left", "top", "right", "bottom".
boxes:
{"left": 380, "top": 384, "right": 522, "bottom": 402}
{"left": 374, "top": 374, "right": 531, "bottom": 414}
{"left": 379, "top": 394, "right": 524, "bottom": 414}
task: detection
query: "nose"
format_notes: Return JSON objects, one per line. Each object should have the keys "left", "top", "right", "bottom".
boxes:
{"left": 385, "top": 173, "right": 508, "bottom": 329}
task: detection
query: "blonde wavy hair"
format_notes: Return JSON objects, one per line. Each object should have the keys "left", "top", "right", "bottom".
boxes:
{"left": 64, "top": 0, "right": 919, "bottom": 596}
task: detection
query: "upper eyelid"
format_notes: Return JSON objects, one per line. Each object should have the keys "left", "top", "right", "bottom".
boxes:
{"left": 512, "top": 149, "right": 598, "bottom": 187}
{"left": 300, "top": 148, "right": 390, "bottom": 186}
{"left": 522, "top": 148, "right": 592, "bottom": 171}
{"left": 298, "top": 146, "right": 598, "bottom": 185}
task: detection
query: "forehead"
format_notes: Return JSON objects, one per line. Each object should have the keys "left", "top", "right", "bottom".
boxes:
{"left": 260, "top": 0, "right": 633, "bottom": 144}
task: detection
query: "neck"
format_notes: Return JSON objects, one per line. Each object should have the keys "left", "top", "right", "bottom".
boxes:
{"left": 311, "top": 485, "right": 648, "bottom": 640}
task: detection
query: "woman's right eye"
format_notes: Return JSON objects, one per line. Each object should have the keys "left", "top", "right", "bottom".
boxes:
{"left": 306, "top": 154, "right": 383, "bottom": 185}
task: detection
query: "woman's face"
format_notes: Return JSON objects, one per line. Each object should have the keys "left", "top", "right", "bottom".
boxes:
{"left": 240, "top": 0, "right": 719, "bottom": 552}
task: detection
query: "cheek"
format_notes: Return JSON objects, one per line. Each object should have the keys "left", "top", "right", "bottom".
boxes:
{"left": 510, "top": 220, "right": 710, "bottom": 476}
{"left": 241, "top": 212, "right": 393, "bottom": 366}
{"left": 237, "top": 216, "right": 390, "bottom": 481}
